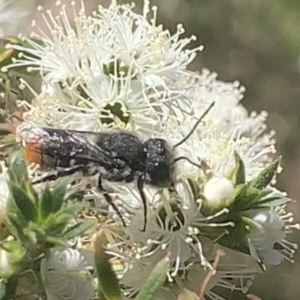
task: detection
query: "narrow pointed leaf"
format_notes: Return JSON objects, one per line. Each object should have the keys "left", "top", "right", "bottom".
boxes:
{"left": 187, "top": 178, "right": 201, "bottom": 201}
{"left": 135, "top": 253, "right": 171, "bottom": 300}
{"left": 62, "top": 220, "right": 95, "bottom": 240}
{"left": 249, "top": 158, "right": 280, "bottom": 190}
{"left": 40, "top": 187, "right": 54, "bottom": 220}
{"left": 54, "top": 203, "right": 83, "bottom": 225}
{"left": 234, "top": 152, "right": 245, "bottom": 185}
{"left": 251, "top": 196, "right": 290, "bottom": 208}
{"left": 28, "top": 221, "right": 46, "bottom": 236}
{"left": 231, "top": 184, "right": 246, "bottom": 202}
{"left": 9, "top": 183, "right": 37, "bottom": 222}
{"left": 7, "top": 214, "right": 28, "bottom": 243}
{"left": 50, "top": 180, "right": 68, "bottom": 212}
{"left": 0, "top": 37, "right": 17, "bottom": 66}
{"left": 0, "top": 37, "right": 44, "bottom": 75}
{"left": 95, "top": 232, "right": 122, "bottom": 300}
{"left": 44, "top": 235, "right": 68, "bottom": 247}
{"left": 0, "top": 48, "right": 13, "bottom": 64}
{"left": 256, "top": 189, "right": 272, "bottom": 199}
{"left": 41, "top": 204, "right": 82, "bottom": 232}
{"left": 0, "top": 280, "right": 6, "bottom": 298}
{"left": 9, "top": 151, "right": 28, "bottom": 183}
{"left": 231, "top": 185, "right": 259, "bottom": 211}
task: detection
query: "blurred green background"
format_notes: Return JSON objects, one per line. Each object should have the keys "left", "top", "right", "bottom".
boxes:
{"left": 30, "top": 0, "right": 300, "bottom": 299}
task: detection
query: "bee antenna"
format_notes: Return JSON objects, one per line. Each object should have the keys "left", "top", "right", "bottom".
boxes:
{"left": 174, "top": 156, "right": 202, "bottom": 168}
{"left": 173, "top": 101, "right": 215, "bottom": 149}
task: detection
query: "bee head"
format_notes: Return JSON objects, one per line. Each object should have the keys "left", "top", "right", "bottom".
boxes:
{"left": 143, "top": 138, "right": 174, "bottom": 187}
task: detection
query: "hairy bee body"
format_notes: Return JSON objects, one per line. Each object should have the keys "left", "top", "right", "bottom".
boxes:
{"left": 21, "top": 102, "right": 214, "bottom": 231}
{"left": 22, "top": 127, "right": 174, "bottom": 230}
{"left": 24, "top": 127, "right": 174, "bottom": 184}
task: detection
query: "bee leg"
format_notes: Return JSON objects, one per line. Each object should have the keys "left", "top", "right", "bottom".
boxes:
{"left": 33, "top": 165, "right": 85, "bottom": 184}
{"left": 97, "top": 176, "right": 127, "bottom": 228}
{"left": 168, "top": 182, "right": 181, "bottom": 204}
{"left": 137, "top": 175, "right": 147, "bottom": 232}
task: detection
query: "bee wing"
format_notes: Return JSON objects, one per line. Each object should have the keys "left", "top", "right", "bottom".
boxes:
{"left": 22, "top": 127, "right": 119, "bottom": 168}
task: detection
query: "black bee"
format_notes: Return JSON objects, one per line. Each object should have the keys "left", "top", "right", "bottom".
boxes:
{"left": 22, "top": 102, "right": 214, "bottom": 231}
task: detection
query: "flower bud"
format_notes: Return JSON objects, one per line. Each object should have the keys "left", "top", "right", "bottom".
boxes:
{"left": 203, "top": 176, "right": 235, "bottom": 209}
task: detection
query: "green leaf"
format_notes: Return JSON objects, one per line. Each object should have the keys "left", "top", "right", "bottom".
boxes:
{"left": 62, "top": 220, "right": 95, "bottom": 240}
{"left": 0, "top": 37, "right": 16, "bottom": 67}
{"left": 250, "top": 196, "right": 290, "bottom": 208}
{"left": 40, "top": 204, "right": 83, "bottom": 234}
{"left": 0, "top": 280, "right": 6, "bottom": 298}
{"left": 42, "top": 203, "right": 83, "bottom": 230}
{"left": 0, "top": 48, "right": 13, "bottom": 65}
{"left": 9, "top": 183, "right": 37, "bottom": 222}
{"left": 187, "top": 178, "right": 201, "bottom": 201}
{"left": 242, "top": 216, "right": 262, "bottom": 230}
{"left": 39, "top": 187, "right": 54, "bottom": 220}
{"left": 39, "top": 181, "right": 68, "bottom": 221}
{"left": 0, "top": 37, "right": 44, "bottom": 75}
{"left": 249, "top": 158, "right": 280, "bottom": 190}
{"left": 6, "top": 214, "right": 28, "bottom": 243}
{"left": 256, "top": 189, "right": 272, "bottom": 199}
{"left": 231, "top": 185, "right": 259, "bottom": 211}
{"left": 217, "top": 217, "right": 249, "bottom": 253}
{"left": 95, "top": 232, "right": 122, "bottom": 300}
{"left": 233, "top": 152, "right": 245, "bottom": 185}
{"left": 53, "top": 203, "right": 83, "bottom": 225}
{"left": 135, "top": 253, "right": 171, "bottom": 300}
{"left": 44, "top": 235, "right": 68, "bottom": 247}
{"left": 27, "top": 221, "right": 46, "bottom": 236}
{"left": 50, "top": 180, "right": 68, "bottom": 212}
{"left": 8, "top": 151, "right": 28, "bottom": 184}
{"left": 0, "top": 276, "right": 17, "bottom": 299}
{"left": 177, "top": 288, "right": 198, "bottom": 300}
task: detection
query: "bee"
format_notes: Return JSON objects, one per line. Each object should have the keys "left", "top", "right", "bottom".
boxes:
{"left": 22, "top": 102, "right": 214, "bottom": 231}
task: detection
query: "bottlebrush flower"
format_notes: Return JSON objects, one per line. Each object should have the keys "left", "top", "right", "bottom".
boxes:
{"left": 0, "top": 1, "right": 297, "bottom": 299}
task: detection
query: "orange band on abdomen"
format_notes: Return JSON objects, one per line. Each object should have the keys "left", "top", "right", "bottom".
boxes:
{"left": 24, "top": 144, "right": 42, "bottom": 166}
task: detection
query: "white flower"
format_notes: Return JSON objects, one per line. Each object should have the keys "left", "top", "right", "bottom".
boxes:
{"left": 0, "top": 160, "right": 9, "bottom": 226}
{"left": 166, "top": 69, "right": 276, "bottom": 181}
{"left": 173, "top": 128, "right": 274, "bottom": 182}
{"left": 184, "top": 69, "right": 275, "bottom": 146}
{"left": 246, "top": 209, "right": 299, "bottom": 265}
{"left": 0, "top": 0, "right": 34, "bottom": 37}
{"left": 40, "top": 248, "right": 95, "bottom": 300}
{"left": 11, "top": 1, "right": 200, "bottom": 86}
{"left": 6, "top": 0, "right": 201, "bottom": 134}
{"left": 122, "top": 245, "right": 260, "bottom": 300}
{"left": 116, "top": 180, "right": 234, "bottom": 277}
{"left": 17, "top": 80, "right": 164, "bottom": 137}
{"left": 203, "top": 176, "right": 235, "bottom": 209}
